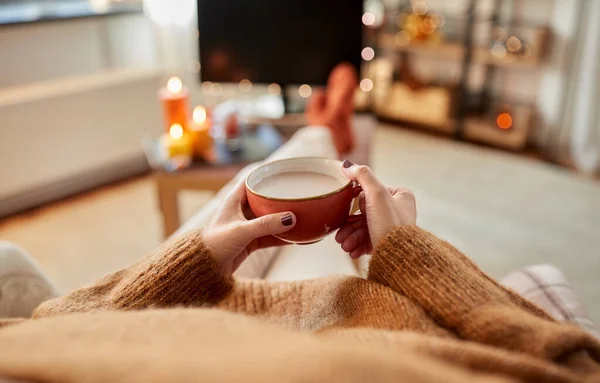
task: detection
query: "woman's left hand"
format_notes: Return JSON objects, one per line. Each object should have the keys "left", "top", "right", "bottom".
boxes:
{"left": 203, "top": 180, "right": 296, "bottom": 277}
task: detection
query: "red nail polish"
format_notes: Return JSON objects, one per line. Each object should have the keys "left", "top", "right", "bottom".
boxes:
{"left": 343, "top": 160, "right": 354, "bottom": 168}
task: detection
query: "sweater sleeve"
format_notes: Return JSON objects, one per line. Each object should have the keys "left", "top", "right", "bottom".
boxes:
{"left": 368, "top": 226, "right": 600, "bottom": 365}
{"left": 33, "top": 229, "right": 233, "bottom": 318}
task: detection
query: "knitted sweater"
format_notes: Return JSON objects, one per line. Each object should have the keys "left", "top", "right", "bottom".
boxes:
{"left": 0, "top": 227, "right": 599, "bottom": 383}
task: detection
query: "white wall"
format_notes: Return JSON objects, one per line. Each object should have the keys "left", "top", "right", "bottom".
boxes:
{"left": 0, "top": 14, "right": 158, "bottom": 87}
{"left": 0, "top": 13, "right": 163, "bottom": 216}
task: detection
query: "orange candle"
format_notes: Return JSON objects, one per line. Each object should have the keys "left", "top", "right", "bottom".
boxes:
{"left": 159, "top": 77, "right": 190, "bottom": 132}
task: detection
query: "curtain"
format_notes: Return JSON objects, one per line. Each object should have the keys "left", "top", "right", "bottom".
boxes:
{"left": 559, "top": 0, "right": 600, "bottom": 174}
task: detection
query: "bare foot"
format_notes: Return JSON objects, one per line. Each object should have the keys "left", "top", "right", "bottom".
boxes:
{"left": 306, "top": 63, "right": 358, "bottom": 155}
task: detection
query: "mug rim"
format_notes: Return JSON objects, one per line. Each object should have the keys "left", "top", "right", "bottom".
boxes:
{"left": 245, "top": 157, "right": 352, "bottom": 202}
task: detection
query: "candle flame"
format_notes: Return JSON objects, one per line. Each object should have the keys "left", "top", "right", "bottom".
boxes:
{"left": 169, "top": 123, "right": 184, "bottom": 139}
{"left": 193, "top": 106, "right": 207, "bottom": 125}
{"left": 167, "top": 77, "right": 183, "bottom": 94}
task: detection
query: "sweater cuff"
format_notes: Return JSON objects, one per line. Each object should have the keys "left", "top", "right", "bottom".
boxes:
{"left": 368, "top": 226, "right": 521, "bottom": 318}
{"left": 367, "top": 227, "right": 600, "bottom": 360}
{"left": 111, "top": 229, "right": 233, "bottom": 309}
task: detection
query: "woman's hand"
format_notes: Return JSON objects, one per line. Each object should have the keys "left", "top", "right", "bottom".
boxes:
{"left": 203, "top": 180, "right": 296, "bottom": 276}
{"left": 335, "top": 160, "right": 416, "bottom": 259}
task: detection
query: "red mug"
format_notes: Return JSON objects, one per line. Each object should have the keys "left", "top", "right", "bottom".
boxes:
{"left": 245, "top": 157, "right": 363, "bottom": 244}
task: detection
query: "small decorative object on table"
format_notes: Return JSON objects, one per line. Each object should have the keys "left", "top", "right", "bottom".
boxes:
{"left": 149, "top": 76, "right": 284, "bottom": 171}
{"left": 159, "top": 123, "right": 194, "bottom": 168}
{"left": 145, "top": 120, "right": 284, "bottom": 172}
{"left": 189, "top": 106, "right": 213, "bottom": 156}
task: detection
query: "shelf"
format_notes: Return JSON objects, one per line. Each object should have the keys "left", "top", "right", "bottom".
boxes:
{"left": 0, "top": 1, "right": 143, "bottom": 27}
{"left": 377, "top": 34, "right": 542, "bottom": 70}
{"left": 463, "top": 116, "right": 529, "bottom": 151}
{"left": 381, "top": 10, "right": 548, "bottom": 30}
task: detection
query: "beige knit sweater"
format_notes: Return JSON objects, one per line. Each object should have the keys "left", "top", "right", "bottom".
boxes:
{"left": 0, "top": 227, "right": 599, "bottom": 383}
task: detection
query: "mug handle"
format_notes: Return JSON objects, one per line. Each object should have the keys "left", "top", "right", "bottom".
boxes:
{"left": 346, "top": 183, "right": 365, "bottom": 224}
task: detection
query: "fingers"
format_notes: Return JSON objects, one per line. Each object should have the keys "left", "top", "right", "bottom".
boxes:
{"left": 223, "top": 179, "right": 248, "bottom": 210}
{"left": 242, "top": 211, "right": 296, "bottom": 240}
{"left": 341, "top": 161, "right": 386, "bottom": 196}
{"left": 335, "top": 219, "right": 365, "bottom": 244}
{"left": 341, "top": 226, "right": 369, "bottom": 253}
{"left": 350, "top": 244, "right": 367, "bottom": 259}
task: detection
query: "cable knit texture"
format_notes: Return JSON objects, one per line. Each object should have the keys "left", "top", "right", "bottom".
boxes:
{"left": 0, "top": 227, "right": 598, "bottom": 383}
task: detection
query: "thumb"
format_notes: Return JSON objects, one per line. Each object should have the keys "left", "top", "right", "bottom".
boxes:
{"left": 341, "top": 160, "right": 385, "bottom": 195}
{"left": 242, "top": 212, "right": 296, "bottom": 239}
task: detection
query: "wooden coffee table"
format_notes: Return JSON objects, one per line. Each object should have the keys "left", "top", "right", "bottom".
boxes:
{"left": 155, "top": 163, "right": 248, "bottom": 237}
{"left": 154, "top": 115, "right": 375, "bottom": 238}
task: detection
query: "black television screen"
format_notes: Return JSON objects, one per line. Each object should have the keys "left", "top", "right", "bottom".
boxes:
{"left": 197, "top": 0, "right": 363, "bottom": 86}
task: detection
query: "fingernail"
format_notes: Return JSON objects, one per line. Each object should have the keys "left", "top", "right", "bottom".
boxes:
{"left": 281, "top": 213, "right": 293, "bottom": 226}
{"left": 343, "top": 160, "right": 354, "bottom": 168}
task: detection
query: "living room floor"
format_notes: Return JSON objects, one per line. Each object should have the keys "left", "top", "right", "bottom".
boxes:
{"left": 1, "top": 123, "right": 599, "bottom": 323}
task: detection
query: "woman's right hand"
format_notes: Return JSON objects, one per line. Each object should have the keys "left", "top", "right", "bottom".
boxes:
{"left": 335, "top": 160, "right": 417, "bottom": 259}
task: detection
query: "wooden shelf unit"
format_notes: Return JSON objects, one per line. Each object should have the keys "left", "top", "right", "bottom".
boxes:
{"left": 377, "top": 33, "right": 542, "bottom": 70}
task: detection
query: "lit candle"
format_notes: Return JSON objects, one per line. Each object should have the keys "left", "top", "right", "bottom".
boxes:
{"left": 158, "top": 77, "right": 190, "bottom": 132}
{"left": 161, "top": 123, "right": 193, "bottom": 158}
{"left": 189, "top": 106, "right": 213, "bottom": 156}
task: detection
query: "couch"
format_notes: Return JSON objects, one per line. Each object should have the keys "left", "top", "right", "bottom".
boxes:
{"left": 0, "top": 117, "right": 597, "bottom": 340}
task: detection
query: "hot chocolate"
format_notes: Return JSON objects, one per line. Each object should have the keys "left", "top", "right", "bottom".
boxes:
{"left": 253, "top": 171, "right": 345, "bottom": 199}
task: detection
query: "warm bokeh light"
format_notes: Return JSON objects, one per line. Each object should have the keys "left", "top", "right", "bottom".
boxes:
{"left": 360, "top": 78, "right": 374, "bottom": 92}
{"left": 421, "top": 18, "right": 437, "bottom": 34}
{"left": 239, "top": 79, "right": 252, "bottom": 92}
{"left": 520, "top": 45, "right": 532, "bottom": 59}
{"left": 492, "top": 27, "right": 507, "bottom": 42}
{"left": 395, "top": 31, "right": 411, "bottom": 46}
{"left": 213, "top": 83, "right": 223, "bottom": 96}
{"left": 361, "top": 47, "right": 375, "bottom": 61}
{"left": 193, "top": 106, "right": 207, "bottom": 125}
{"left": 166, "top": 77, "right": 183, "bottom": 94}
{"left": 403, "top": 24, "right": 418, "bottom": 39}
{"left": 412, "top": 0, "right": 428, "bottom": 16}
{"left": 298, "top": 84, "right": 312, "bottom": 98}
{"left": 431, "top": 13, "right": 445, "bottom": 28}
{"left": 190, "top": 61, "right": 201, "bottom": 73}
{"left": 362, "top": 12, "right": 376, "bottom": 26}
{"left": 169, "top": 123, "right": 184, "bottom": 139}
{"left": 267, "top": 83, "right": 282, "bottom": 95}
{"left": 491, "top": 43, "right": 507, "bottom": 59}
{"left": 396, "top": 13, "right": 408, "bottom": 28}
{"left": 496, "top": 113, "right": 513, "bottom": 130}
{"left": 201, "top": 81, "right": 213, "bottom": 93}
{"left": 506, "top": 36, "right": 522, "bottom": 52}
